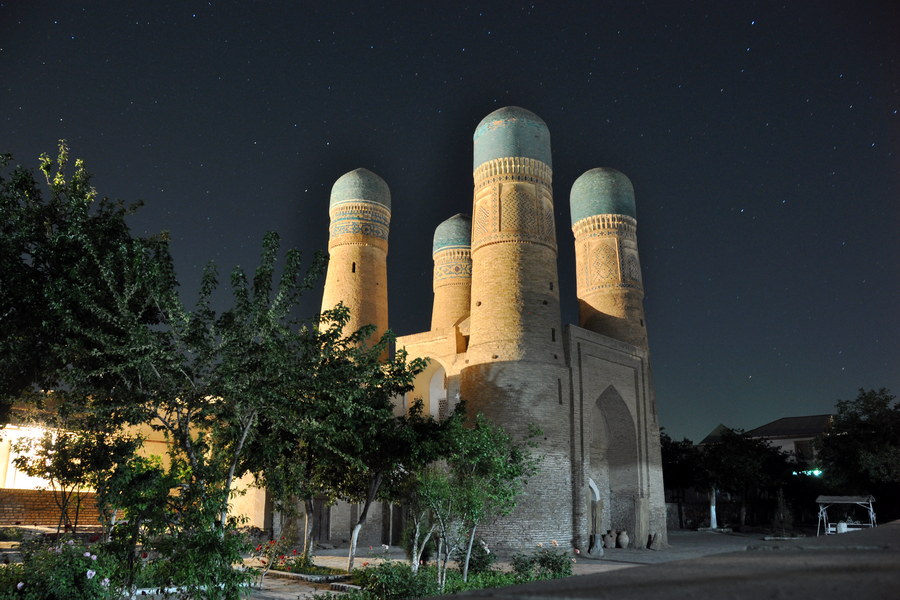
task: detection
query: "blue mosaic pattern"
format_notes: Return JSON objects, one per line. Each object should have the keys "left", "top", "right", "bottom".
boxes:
{"left": 432, "top": 213, "right": 472, "bottom": 254}
{"left": 570, "top": 167, "right": 636, "bottom": 224}
{"left": 473, "top": 107, "right": 552, "bottom": 170}
{"left": 330, "top": 202, "right": 390, "bottom": 241}
{"left": 330, "top": 168, "right": 391, "bottom": 210}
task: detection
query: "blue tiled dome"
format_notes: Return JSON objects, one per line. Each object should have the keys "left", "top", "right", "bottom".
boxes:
{"left": 473, "top": 107, "right": 552, "bottom": 170}
{"left": 570, "top": 168, "right": 636, "bottom": 225}
{"left": 432, "top": 213, "right": 472, "bottom": 254}
{"left": 330, "top": 168, "right": 391, "bottom": 210}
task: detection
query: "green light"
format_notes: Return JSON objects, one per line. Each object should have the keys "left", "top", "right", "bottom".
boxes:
{"left": 791, "top": 469, "right": 823, "bottom": 477}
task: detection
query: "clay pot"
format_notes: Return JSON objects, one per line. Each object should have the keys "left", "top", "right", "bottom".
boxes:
{"left": 616, "top": 530, "right": 629, "bottom": 548}
{"left": 603, "top": 530, "right": 617, "bottom": 548}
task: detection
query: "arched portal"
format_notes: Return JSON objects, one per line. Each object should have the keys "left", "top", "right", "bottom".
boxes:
{"left": 589, "top": 385, "right": 638, "bottom": 541}
{"left": 406, "top": 359, "right": 448, "bottom": 419}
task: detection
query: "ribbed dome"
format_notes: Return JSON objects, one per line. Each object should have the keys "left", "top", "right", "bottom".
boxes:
{"left": 329, "top": 168, "right": 391, "bottom": 210}
{"left": 432, "top": 213, "right": 472, "bottom": 254}
{"left": 473, "top": 106, "right": 552, "bottom": 170}
{"left": 570, "top": 168, "right": 636, "bottom": 225}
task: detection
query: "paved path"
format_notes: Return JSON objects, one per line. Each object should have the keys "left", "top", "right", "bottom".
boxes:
{"left": 443, "top": 522, "right": 900, "bottom": 599}
{"left": 247, "top": 528, "right": 760, "bottom": 599}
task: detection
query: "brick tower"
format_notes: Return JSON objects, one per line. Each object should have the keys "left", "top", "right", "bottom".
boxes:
{"left": 430, "top": 213, "right": 472, "bottom": 330}
{"left": 460, "top": 106, "right": 572, "bottom": 548}
{"left": 320, "top": 168, "right": 391, "bottom": 346}
{"left": 570, "top": 168, "right": 648, "bottom": 349}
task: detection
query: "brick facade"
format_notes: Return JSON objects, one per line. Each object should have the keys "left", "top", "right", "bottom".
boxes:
{"left": 0, "top": 488, "right": 102, "bottom": 527}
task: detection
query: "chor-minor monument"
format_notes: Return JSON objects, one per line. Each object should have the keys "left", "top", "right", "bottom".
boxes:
{"left": 319, "top": 106, "right": 667, "bottom": 551}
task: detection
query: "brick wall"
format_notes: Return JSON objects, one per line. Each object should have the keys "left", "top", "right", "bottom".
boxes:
{"left": 0, "top": 488, "right": 102, "bottom": 527}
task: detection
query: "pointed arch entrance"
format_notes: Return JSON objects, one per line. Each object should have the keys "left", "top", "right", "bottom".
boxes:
{"left": 588, "top": 384, "right": 639, "bottom": 540}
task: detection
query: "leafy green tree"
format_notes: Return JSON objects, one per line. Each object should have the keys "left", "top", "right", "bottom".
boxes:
{"left": 398, "top": 413, "right": 540, "bottom": 590}
{"left": 12, "top": 424, "right": 138, "bottom": 535}
{"left": 0, "top": 143, "right": 167, "bottom": 423}
{"left": 451, "top": 415, "right": 540, "bottom": 582}
{"left": 305, "top": 331, "right": 442, "bottom": 571}
{"left": 816, "top": 388, "right": 900, "bottom": 514}
{"left": 246, "top": 304, "right": 391, "bottom": 560}
{"left": 1, "top": 144, "right": 329, "bottom": 597}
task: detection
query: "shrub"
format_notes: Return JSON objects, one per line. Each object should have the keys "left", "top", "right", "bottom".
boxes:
{"left": 352, "top": 561, "right": 438, "bottom": 600}
{"left": 453, "top": 538, "right": 496, "bottom": 575}
{"left": 0, "top": 538, "right": 118, "bottom": 599}
{"left": 146, "top": 523, "right": 253, "bottom": 598}
{"left": 511, "top": 542, "right": 574, "bottom": 582}
{"left": 401, "top": 522, "right": 433, "bottom": 565}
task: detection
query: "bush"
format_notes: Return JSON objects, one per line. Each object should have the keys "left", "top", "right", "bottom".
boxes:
{"left": 0, "top": 538, "right": 118, "bottom": 599}
{"left": 0, "top": 528, "right": 24, "bottom": 542}
{"left": 511, "top": 543, "right": 574, "bottom": 582}
{"left": 401, "top": 522, "right": 433, "bottom": 565}
{"left": 352, "top": 561, "right": 438, "bottom": 600}
{"left": 146, "top": 523, "right": 253, "bottom": 598}
{"left": 453, "top": 538, "right": 496, "bottom": 575}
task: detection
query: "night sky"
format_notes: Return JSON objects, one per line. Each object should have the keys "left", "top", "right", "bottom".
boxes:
{"left": 2, "top": 1, "right": 898, "bottom": 443}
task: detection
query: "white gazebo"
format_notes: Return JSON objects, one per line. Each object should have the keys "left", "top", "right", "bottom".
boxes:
{"left": 816, "top": 495, "right": 876, "bottom": 536}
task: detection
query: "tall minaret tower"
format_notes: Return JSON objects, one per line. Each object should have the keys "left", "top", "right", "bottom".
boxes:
{"left": 461, "top": 106, "right": 571, "bottom": 550}
{"left": 430, "top": 214, "right": 472, "bottom": 331}
{"left": 465, "top": 106, "right": 564, "bottom": 363}
{"left": 570, "top": 168, "right": 648, "bottom": 349}
{"left": 320, "top": 168, "right": 391, "bottom": 346}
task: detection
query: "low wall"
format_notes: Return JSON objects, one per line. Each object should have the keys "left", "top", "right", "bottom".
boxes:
{"left": 0, "top": 488, "right": 102, "bottom": 527}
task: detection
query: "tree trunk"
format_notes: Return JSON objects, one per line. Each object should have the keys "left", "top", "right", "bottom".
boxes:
{"left": 462, "top": 523, "right": 477, "bottom": 582}
{"left": 709, "top": 487, "right": 718, "bottom": 529}
{"left": 347, "top": 473, "right": 383, "bottom": 571}
{"left": 303, "top": 497, "right": 315, "bottom": 558}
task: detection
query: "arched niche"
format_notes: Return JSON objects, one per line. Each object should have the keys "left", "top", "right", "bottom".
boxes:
{"left": 589, "top": 385, "right": 638, "bottom": 538}
{"left": 406, "top": 358, "right": 448, "bottom": 419}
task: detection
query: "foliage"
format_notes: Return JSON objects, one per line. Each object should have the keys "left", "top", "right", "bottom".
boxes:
{"left": 660, "top": 431, "right": 703, "bottom": 528}
{"left": 699, "top": 427, "right": 791, "bottom": 527}
{"left": 315, "top": 562, "right": 520, "bottom": 600}
{"left": 144, "top": 520, "right": 252, "bottom": 599}
{"left": 0, "top": 538, "right": 118, "bottom": 600}
{"left": 351, "top": 561, "right": 439, "bottom": 600}
{"left": 510, "top": 542, "right": 575, "bottom": 582}
{"left": 0, "top": 145, "right": 166, "bottom": 423}
{"left": 11, "top": 425, "right": 139, "bottom": 536}
{"left": 409, "top": 413, "right": 539, "bottom": 586}
{"left": 453, "top": 538, "right": 495, "bottom": 575}
{"left": 250, "top": 536, "right": 291, "bottom": 585}
{"left": 0, "top": 144, "right": 323, "bottom": 597}
{"left": 0, "top": 528, "right": 24, "bottom": 542}
{"left": 815, "top": 388, "right": 900, "bottom": 491}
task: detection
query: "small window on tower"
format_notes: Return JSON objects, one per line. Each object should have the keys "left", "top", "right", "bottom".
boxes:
{"left": 352, "top": 262, "right": 356, "bottom": 273}
{"left": 549, "top": 282, "right": 554, "bottom": 291}
{"left": 551, "top": 328, "right": 556, "bottom": 342}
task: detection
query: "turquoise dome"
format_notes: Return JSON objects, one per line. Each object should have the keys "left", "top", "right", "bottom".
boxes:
{"left": 432, "top": 213, "right": 472, "bottom": 254}
{"left": 569, "top": 168, "right": 636, "bottom": 225}
{"left": 330, "top": 168, "right": 391, "bottom": 210}
{"left": 473, "top": 106, "right": 552, "bottom": 170}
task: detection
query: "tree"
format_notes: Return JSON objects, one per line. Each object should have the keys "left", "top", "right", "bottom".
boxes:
{"left": 2, "top": 144, "right": 331, "bottom": 597}
{"left": 451, "top": 414, "right": 540, "bottom": 582}
{"left": 245, "top": 304, "right": 404, "bottom": 560}
{"left": 397, "top": 412, "right": 540, "bottom": 590}
{"left": 304, "top": 328, "right": 443, "bottom": 571}
{"left": 660, "top": 431, "right": 702, "bottom": 529}
{"left": 816, "top": 388, "right": 900, "bottom": 509}
{"left": 699, "top": 428, "right": 790, "bottom": 528}
{"left": 12, "top": 423, "right": 138, "bottom": 535}
{"left": 0, "top": 143, "right": 166, "bottom": 423}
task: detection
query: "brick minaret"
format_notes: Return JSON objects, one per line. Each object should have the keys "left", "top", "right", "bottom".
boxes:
{"left": 320, "top": 168, "right": 390, "bottom": 346}
{"left": 570, "top": 168, "right": 648, "bottom": 349}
